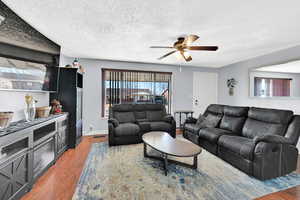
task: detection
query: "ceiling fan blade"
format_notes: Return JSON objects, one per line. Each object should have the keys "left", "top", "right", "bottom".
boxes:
{"left": 158, "top": 50, "right": 177, "bottom": 60}
{"left": 150, "top": 46, "right": 174, "bottom": 49}
{"left": 187, "top": 46, "right": 218, "bottom": 51}
{"left": 183, "top": 35, "right": 199, "bottom": 45}
{"left": 180, "top": 51, "right": 192, "bottom": 62}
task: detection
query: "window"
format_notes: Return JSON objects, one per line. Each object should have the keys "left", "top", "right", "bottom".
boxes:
{"left": 254, "top": 77, "right": 291, "bottom": 97}
{"left": 102, "top": 69, "right": 172, "bottom": 117}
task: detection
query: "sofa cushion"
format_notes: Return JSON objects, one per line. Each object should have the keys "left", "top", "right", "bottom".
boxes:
{"left": 204, "top": 104, "right": 224, "bottom": 116}
{"left": 115, "top": 123, "right": 140, "bottom": 136}
{"left": 248, "top": 107, "right": 293, "bottom": 124}
{"left": 196, "top": 114, "right": 205, "bottom": 126}
{"left": 111, "top": 104, "right": 134, "bottom": 112}
{"left": 285, "top": 115, "right": 300, "bottom": 145}
{"left": 146, "top": 110, "right": 164, "bottom": 121}
{"left": 242, "top": 107, "right": 293, "bottom": 139}
{"left": 203, "top": 113, "right": 222, "bottom": 128}
{"left": 114, "top": 111, "right": 136, "bottom": 123}
{"left": 135, "top": 111, "right": 146, "bottom": 120}
{"left": 185, "top": 123, "right": 201, "bottom": 135}
{"left": 218, "top": 135, "right": 255, "bottom": 160}
{"left": 220, "top": 106, "right": 249, "bottom": 133}
{"left": 137, "top": 121, "right": 151, "bottom": 133}
{"left": 139, "top": 104, "right": 166, "bottom": 111}
{"left": 149, "top": 121, "right": 172, "bottom": 132}
{"left": 199, "top": 127, "right": 233, "bottom": 143}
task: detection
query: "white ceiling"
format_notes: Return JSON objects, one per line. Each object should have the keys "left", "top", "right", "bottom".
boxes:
{"left": 3, "top": 0, "right": 300, "bottom": 68}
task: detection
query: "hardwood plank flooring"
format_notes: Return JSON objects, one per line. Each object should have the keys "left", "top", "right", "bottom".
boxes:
{"left": 21, "top": 133, "right": 300, "bottom": 200}
{"left": 21, "top": 135, "right": 107, "bottom": 200}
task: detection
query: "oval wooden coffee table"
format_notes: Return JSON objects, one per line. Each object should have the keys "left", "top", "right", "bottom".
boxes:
{"left": 142, "top": 131, "right": 202, "bottom": 175}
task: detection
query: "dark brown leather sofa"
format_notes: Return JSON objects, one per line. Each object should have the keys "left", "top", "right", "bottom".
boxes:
{"left": 108, "top": 104, "right": 176, "bottom": 146}
{"left": 183, "top": 104, "right": 300, "bottom": 180}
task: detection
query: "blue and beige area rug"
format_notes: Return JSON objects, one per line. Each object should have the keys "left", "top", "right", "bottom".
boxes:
{"left": 73, "top": 141, "right": 300, "bottom": 200}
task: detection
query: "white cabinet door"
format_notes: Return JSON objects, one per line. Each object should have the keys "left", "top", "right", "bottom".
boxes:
{"left": 193, "top": 72, "right": 218, "bottom": 117}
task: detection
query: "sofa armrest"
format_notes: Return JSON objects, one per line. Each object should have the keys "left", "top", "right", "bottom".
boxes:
{"left": 163, "top": 115, "right": 174, "bottom": 123}
{"left": 185, "top": 117, "right": 197, "bottom": 124}
{"left": 108, "top": 118, "right": 119, "bottom": 127}
{"left": 253, "top": 135, "right": 293, "bottom": 145}
{"left": 253, "top": 140, "right": 298, "bottom": 180}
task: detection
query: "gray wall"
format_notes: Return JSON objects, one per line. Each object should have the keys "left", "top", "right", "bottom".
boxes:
{"left": 218, "top": 45, "right": 300, "bottom": 112}
{"left": 60, "top": 56, "right": 217, "bottom": 134}
{"left": 218, "top": 45, "right": 300, "bottom": 149}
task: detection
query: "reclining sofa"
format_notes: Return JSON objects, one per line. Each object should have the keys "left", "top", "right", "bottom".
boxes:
{"left": 108, "top": 104, "right": 176, "bottom": 146}
{"left": 183, "top": 104, "right": 300, "bottom": 180}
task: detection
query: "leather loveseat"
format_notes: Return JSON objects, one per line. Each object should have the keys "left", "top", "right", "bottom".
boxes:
{"left": 183, "top": 104, "right": 300, "bottom": 180}
{"left": 108, "top": 104, "right": 176, "bottom": 146}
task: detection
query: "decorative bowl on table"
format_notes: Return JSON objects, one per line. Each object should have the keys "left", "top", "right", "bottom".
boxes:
{"left": 36, "top": 106, "right": 51, "bottom": 118}
{"left": 0, "top": 112, "right": 13, "bottom": 130}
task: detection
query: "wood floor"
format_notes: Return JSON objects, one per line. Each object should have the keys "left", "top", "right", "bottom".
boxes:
{"left": 21, "top": 134, "right": 300, "bottom": 200}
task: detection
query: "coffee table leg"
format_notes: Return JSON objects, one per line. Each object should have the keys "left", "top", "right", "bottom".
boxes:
{"left": 163, "top": 154, "right": 168, "bottom": 176}
{"left": 193, "top": 155, "right": 198, "bottom": 169}
{"left": 144, "top": 143, "right": 147, "bottom": 157}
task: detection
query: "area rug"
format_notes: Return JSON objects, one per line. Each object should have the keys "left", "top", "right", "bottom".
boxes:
{"left": 73, "top": 142, "right": 300, "bottom": 200}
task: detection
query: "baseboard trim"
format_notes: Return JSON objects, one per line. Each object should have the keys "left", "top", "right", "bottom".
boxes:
{"left": 83, "top": 130, "right": 108, "bottom": 136}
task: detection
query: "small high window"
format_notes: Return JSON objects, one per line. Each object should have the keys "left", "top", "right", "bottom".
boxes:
{"left": 254, "top": 77, "right": 291, "bottom": 97}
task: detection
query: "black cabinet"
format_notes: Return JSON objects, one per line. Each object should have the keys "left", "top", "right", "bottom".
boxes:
{"left": 51, "top": 68, "right": 83, "bottom": 148}
{"left": 0, "top": 134, "right": 32, "bottom": 200}
{"left": 0, "top": 114, "right": 68, "bottom": 200}
{"left": 33, "top": 137, "right": 55, "bottom": 180}
{"left": 56, "top": 116, "right": 68, "bottom": 157}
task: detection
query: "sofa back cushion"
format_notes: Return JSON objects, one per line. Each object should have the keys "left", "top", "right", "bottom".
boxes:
{"left": 114, "top": 111, "right": 136, "bottom": 123}
{"left": 135, "top": 111, "right": 147, "bottom": 120}
{"left": 146, "top": 110, "right": 165, "bottom": 121}
{"left": 134, "top": 104, "right": 167, "bottom": 121}
{"left": 203, "top": 104, "right": 224, "bottom": 127}
{"left": 242, "top": 107, "right": 293, "bottom": 138}
{"left": 110, "top": 103, "right": 167, "bottom": 122}
{"left": 220, "top": 106, "right": 249, "bottom": 134}
{"left": 285, "top": 115, "right": 300, "bottom": 146}
{"left": 204, "top": 104, "right": 224, "bottom": 116}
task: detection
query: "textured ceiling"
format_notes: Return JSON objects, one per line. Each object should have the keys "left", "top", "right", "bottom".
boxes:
{"left": 3, "top": 0, "right": 300, "bottom": 68}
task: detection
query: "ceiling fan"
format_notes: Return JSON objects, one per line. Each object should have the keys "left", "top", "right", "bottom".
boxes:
{"left": 150, "top": 35, "right": 218, "bottom": 62}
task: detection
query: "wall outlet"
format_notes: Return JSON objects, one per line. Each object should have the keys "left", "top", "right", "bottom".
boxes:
{"left": 89, "top": 125, "right": 94, "bottom": 132}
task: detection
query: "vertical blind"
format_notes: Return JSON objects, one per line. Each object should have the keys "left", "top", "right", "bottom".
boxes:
{"left": 102, "top": 69, "right": 172, "bottom": 117}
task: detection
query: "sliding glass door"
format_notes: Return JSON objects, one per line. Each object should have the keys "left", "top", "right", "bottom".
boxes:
{"left": 102, "top": 69, "right": 172, "bottom": 117}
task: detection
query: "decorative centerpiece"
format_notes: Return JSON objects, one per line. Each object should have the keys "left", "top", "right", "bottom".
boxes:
{"left": 36, "top": 106, "right": 51, "bottom": 118}
{"left": 0, "top": 111, "right": 13, "bottom": 130}
{"left": 24, "top": 94, "right": 37, "bottom": 121}
{"left": 50, "top": 99, "right": 62, "bottom": 114}
{"left": 227, "top": 78, "right": 237, "bottom": 96}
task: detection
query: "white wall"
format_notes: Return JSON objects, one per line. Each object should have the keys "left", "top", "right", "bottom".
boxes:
{"left": 60, "top": 56, "right": 217, "bottom": 135}
{"left": 0, "top": 91, "right": 49, "bottom": 122}
{"left": 218, "top": 45, "right": 300, "bottom": 149}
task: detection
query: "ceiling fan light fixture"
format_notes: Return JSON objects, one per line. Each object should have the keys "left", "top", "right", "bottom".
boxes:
{"left": 175, "top": 51, "right": 182, "bottom": 60}
{"left": 151, "top": 34, "right": 218, "bottom": 62}
{"left": 183, "top": 51, "right": 190, "bottom": 58}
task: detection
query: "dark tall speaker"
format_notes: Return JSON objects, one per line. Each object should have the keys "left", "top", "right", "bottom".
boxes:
{"left": 50, "top": 68, "right": 83, "bottom": 148}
